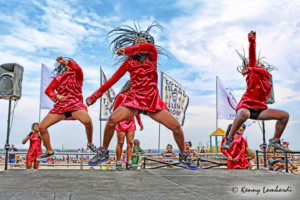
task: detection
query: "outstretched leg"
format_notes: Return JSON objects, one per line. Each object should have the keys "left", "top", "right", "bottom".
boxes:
{"left": 102, "top": 106, "right": 138, "bottom": 150}
{"left": 147, "top": 109, "right": 185, "bottom": 153}
{"left": 228, "top": 108, "right": 250, "bottom": 138}
{"left": 257, "top": 108, "right": 289, "bottom": 138}
{"left": 88, "top": 106, "right": 138, "bottom": 166}
{"left": 72, "top": 110, "right": 94, "bottom": 145}
{"left": 39, "top": 113, "right": 65, "bottom": 154}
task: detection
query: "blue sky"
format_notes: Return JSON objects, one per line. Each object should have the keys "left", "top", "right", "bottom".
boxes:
{"left": 0, "top": 0, "right": 300, "bottom": 151}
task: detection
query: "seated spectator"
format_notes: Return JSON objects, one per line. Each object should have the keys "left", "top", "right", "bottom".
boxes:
{"left": 185, "top": 141, "right": 197, "bottom": 157}
{"left": 131, "top": 139, "right": 145, "bottom": 169}
{"left": 282, "top": 141, "right": 298, "bottom": 173}
{"left": 161, "top": 144, "right": 176, "bottom": 158}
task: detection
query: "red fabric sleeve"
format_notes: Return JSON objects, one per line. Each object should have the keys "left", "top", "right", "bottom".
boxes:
{"left": 247, "top": 33, "right": 257, "bottom": 68}
{"left": 87, "top": 61, "right": 128, "bottom": 104}
{"left": 45, "top": 78, "right": 58, "bottom": 103}
{"left": 125, "top": 43, "right": 157, "bottom": 62}
{"left": 67, "top": 60, "right": 83, "bottom": 81}
{"left": 221, "top": 137, "right": 230, "bottom": 157}
{"left": 235, "top": 139, "right": 246, "bottom": 160}
{"left": 135, "top": 114, "right": 143, "bottom": 127}
{"left": 113, "top": 94, "right": 124, "bottom": 111}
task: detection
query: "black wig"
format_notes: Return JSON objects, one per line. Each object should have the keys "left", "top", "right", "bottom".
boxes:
{"left": 53, "top": 57, "right": 74, "bottom": 76}
{"left": 236, "top": 48, "right": 276, "bottom": 74}
{"left": 107, "top": 21, "right": 167, "bottom": 64}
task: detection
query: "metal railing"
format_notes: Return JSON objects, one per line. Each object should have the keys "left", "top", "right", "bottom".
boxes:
{"left": 255, "top": 150, "right": 300, "bottom": 173}
{"left": 0, "top": 151, "right": 226, "bottom": 170}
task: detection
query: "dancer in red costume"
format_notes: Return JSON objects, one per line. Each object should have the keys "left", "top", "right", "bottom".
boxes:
{"left": 22, "top": 123, "right": 43, "bottom": 169}
{"left": 221, "top": 124, "right": 250, "bottom": 169}
{"left": 222, "top": 31, "right": 289, "bottom": 152}
{"left": 114, "top": 80, "right": 144, "bottom": 170}
{"left": 37, "top": 57, "right": 97, "bottom": 161}
{"left": 87, "top": 22, "right": 197, "bottom": 169}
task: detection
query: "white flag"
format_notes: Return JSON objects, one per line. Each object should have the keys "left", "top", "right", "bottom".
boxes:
{"left": 216, "top": 76, "right": 239, "bottom": 120}
{"left": 99, "top": 68, "right": 116, "bottom": 121}
{"left": 40, "top": 64, "right": 55, "bottom": 109}
{"left": 161, "top": 72, "right": 189, "bottom": 126}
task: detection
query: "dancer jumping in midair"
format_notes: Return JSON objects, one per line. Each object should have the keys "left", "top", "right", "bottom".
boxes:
{"left": 222, "top": 31, "right": 289, "bottom": 152}
{"left": 113, "top": 80, "right": 144, "bottom": 170}
{"left": 86, "top": 22, "right": 197, "bottom": 169}
{"left": 37, "top": 57, "right": 97, "bottom": 161}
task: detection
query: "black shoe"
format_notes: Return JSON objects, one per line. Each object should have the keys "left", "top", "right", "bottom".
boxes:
{"left": 116, "top": 161, "right": 123, "bottom": 171}
{"left": 126, "top": 162, "right": 137, "bottom": 170}
{"left": 179, "top": 151, "right": 198, "bottom": 170}
{"left": 268, "top": 138, "right": 290, "bottom": 152}
{"left": 88, "top": 147, "right": 109, "bottom": 166}
{"left": 37, "top": 151, "right": 55, "bottom": 161}
{"left": 222, "top": 136, "right": 233, "bottom": 150}
{"left": 87, "top": 143, "right": 98, "bottom": 153}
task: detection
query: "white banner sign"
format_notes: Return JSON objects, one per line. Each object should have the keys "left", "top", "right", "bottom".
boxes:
{"left": 40, "top": 64, "right": 55, "bottom": 110}
{"left": 99, "top": 68, "right": 116, "bottom": 121}
{"left": 161, "top": 72, "right": 189, "bottom": 126}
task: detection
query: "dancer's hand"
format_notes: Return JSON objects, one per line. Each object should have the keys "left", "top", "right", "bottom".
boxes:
{"left": 56, "top": 95, "right": 66, "bottom": 102}
{"left": 249, "top": 30, "right": 256, "bottom": 38}
{"left": 233, "top": 157, "right": 238, "bottom": 162}
{"left": 86, "top": 98, "right": 93, "bottom": 106}
{"left": 56, "top": 56, "right": 68, "bottom": 65}
{"left": 242, "top": 67, "right": 248, "bottom": 77}
{"left": 228, "top": 156, "right": 233, "bottom": 161}
{"left": 117, "top": 48, "right": 126, "bottom": 56}
{"left": 140, "top": 125, "right": 144, "bottom": 131}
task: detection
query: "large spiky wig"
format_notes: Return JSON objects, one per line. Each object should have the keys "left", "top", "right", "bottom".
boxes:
{"left": 107, "top": 21, "right": 167, "bottom": 65}
{"left": 236, "top": 48, "right": 276, "bottom": 74}
{"left": 53, "top": 57, "right": 74, "bottom": 76}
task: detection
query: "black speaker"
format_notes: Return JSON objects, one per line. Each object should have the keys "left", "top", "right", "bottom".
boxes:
{"left": 0, "top": 63, "right": 24, "bottom": 100}
{"left": 266, "top": 74, "right": 275, "bottom": 104}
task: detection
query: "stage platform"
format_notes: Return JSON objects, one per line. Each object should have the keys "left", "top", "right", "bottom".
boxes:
{"left": 0, "top": 169, "right": 299, "bottom": 200}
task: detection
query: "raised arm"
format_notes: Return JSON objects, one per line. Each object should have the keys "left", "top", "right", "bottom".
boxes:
{"left": 125, "top": 43, "right": 157, "bottom": 62}
{"left": 87, "top": 61, "right": 128, "bottom": 105}
{"left": 22, "top": 132, "right": 32, "bottom": 144}
{"left": 67, "top": 60, "right": 84, "bottom": 81}
{"left": 247, "top": 31, "right": 257, "bottom": 68}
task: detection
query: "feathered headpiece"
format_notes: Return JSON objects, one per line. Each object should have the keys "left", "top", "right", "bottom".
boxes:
{"left": 236, "top": 48, "right": 276, "bottom": 74}
{"left": 53, "top": 57, "right": 74, "bottom": 76}
{"left": 107, "top": 21, "right": 167, "bottom": 64}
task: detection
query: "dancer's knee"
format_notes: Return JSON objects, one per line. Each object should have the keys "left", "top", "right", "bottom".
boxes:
{"left": 127, "top": 140, "right": 133, "bottom": 147}
{"left": 39, "top": 123, "right": 47, "bottom": 133}
{"left": 82, "top": 117, "right": 93, "bottom": 128}
{"left": 238, "top": 109, "right": 250, "bottom": 121}
{"left": 171, "top": 122, "right": 182, "bottom": 135}
{"left": 281, "top": 111, "right": 289, "bottom": 124}
{"left": 107, "top": 114, "right": 118, "bottom": 128}
{"left": 117, "top": 140, "right": 124, "bottom": 147}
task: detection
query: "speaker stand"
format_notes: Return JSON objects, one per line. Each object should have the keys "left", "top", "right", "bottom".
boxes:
{"left": 4, "top": 99, "right": 12, "bottom": 170}
{"left": 262, "top": 120, "right": 267, "bottom": 168}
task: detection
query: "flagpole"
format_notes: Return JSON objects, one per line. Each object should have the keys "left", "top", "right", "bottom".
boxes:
{"left": 100, "top": 67, "right": 102, "bottom": 146}
{"left": 216, "top": 76, "right": 218, "bottom": 153}
{"left": 39, "top": 64, "right": 42, "bottom": 123}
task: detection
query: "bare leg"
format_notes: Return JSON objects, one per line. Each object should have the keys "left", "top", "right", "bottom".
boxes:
{"left": 116, "top": 131, "right": 126, "bottom": 161}
{"left": 257, "top": 108, "right": 289, "bottom": 138}
{"left": 126, "top": 131, "right": 135, "bottom": 161}
{"left": 39, "top": 113, "right": 65, "bottom": 153}
{"left": 26, "top": 162, "right": 32, "bottom": 169}
{"left": 33, "top": 160, "right": 40, "bottom": 169}
{"left": 228, "top": 108, "right": 250, "bottom": 138}
{"left": 102, "top": 106, "right": 138, "bottom": 150}
{"left": 72, "top": 110, "right": 94, "bottom": 145}
{"left": 147, "top": 110, "right": 185, "bottom": 153}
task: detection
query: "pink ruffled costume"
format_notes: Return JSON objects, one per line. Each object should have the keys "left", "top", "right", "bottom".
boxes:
{"left": 45, "top": 60, "right": 87, "bottom": 120}
{"left": 88, "top": 43, "right": 168, "bottom": 112}
{"left": 114, "top": 93, "right": 143, "bottom": 132}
